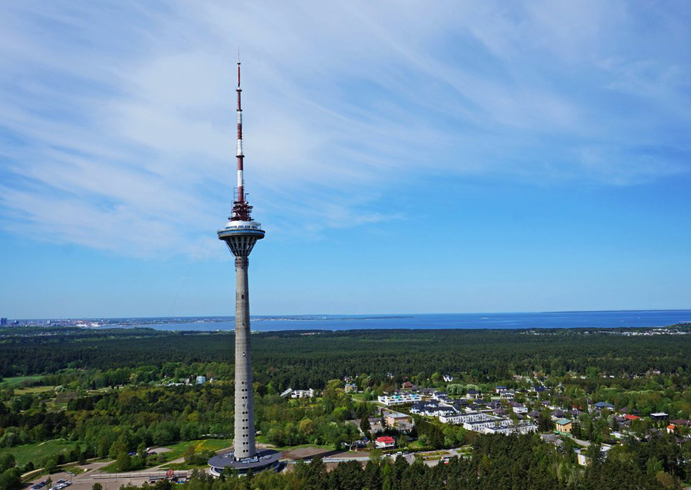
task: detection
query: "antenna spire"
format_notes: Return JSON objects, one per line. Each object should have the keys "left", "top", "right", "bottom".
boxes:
{"left": 231, "top": 55, "right": 253, "bottom": 221}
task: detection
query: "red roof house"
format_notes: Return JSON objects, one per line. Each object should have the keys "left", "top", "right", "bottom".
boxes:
{"left": 375, "top": 436, "right": 395, "bottom": 448}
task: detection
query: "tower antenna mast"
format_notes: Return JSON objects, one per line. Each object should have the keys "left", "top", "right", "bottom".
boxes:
{"left": 232, "top": 56, "right": 252, "bottom": 221}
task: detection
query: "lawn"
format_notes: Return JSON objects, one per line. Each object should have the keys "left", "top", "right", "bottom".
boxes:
{"left": 0, "top": 439, "right": 76, "bottom": 467}
{"left": 15, "top": 386, "right": 55, "bottom": 395}
{"left": 163, "top": 438, "right": 233, "bottom": 461}
{"left": 100, "top": 438, "right": 233, "bottom": 473}
{"left": 60, "top": 465, "right": 86, "bottom": 475}
{"left": 408, "top": 440, "right": 424, "bottom": 449}
{"left": 254, "top": 436, "right": 332, "bottom": 452}
{"left": 1, "top": 376, "right": 44, "bottom": 388}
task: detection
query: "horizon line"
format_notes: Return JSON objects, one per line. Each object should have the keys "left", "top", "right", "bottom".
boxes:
{"left": 6, "top": 308, "right": 691, "bottom": 322}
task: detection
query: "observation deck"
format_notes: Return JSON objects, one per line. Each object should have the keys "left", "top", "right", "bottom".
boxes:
{"left": 217, "top": 220, "right": 265, "bottom": 257}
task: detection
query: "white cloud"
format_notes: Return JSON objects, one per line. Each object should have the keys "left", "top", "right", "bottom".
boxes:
{"left": 0, "top": 0, "right": 689, "bottom": 257}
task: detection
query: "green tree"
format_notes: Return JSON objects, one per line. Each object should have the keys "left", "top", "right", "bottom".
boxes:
{"left": 116, "top": 451, "right": 131, "bottom": 472}
{"left": 0, "top": 467, "right": 22, "bottom": 490}
{"left": 44, "top": 458, "right": 58, "bottom": 474}
{"left": 360, "top": 416, "right": 371, "bottom": 437}
{"left": 0, "top": 454, "right": 15, "bottom": 473}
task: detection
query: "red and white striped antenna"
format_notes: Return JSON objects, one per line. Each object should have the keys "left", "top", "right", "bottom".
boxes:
{"left": 231, "top": 50, "right": 253, "bottom": 221}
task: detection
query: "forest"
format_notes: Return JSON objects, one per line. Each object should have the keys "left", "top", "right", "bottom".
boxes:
{"left": 1, "top": 325, "right": 691, "bottom": 489}
{"left": 108, "top": 433, "right": 687, "bottom": 490}
{"left": 2, "top": 326, "right": 690, "bottom": 389}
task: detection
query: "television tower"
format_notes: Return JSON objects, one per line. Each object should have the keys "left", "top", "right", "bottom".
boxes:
{"left": 209, "top": 60, "right": 279, "bottom": 475}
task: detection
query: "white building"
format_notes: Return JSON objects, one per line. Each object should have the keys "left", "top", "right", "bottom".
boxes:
{"left": 484, "top": 425, "right": 514, "bottom": 435}
{"left": 482, "top": 422, "right": 537, "bottom": 436}
{"left": 464, "top": 418, "right": 504, "bottom": 432}
{"left": 280, "top": 388, "right": 315, "bottom": 398}
{"left": 440, "top": 411, "right": 495, "bottom": 425}
{"left": 378, "top": 393, "right": 422, "bottom": 406}
{"left": 513, "top": 423, "right": 538, "bottom": 434}
{"left": 291, "top": 389, "right": 315, "bottom": 399}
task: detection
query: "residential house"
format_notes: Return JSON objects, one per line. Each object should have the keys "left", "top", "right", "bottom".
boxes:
{"left": 466, "top": 389, "right": 480, "bottom": 399}
{"left": 512, "top": 403, "right": 528, "bottom": 414}
{"left": 378, "top": 393, "right": 422, "bottom": 406}
{"left": 556, "top": 419, "right": 572, "bottom": 434}
{"left": 291, "top": 389, "right": 315, "bottom": 399}
{"left": 383, "top": 410, "right": 414, "bottom": 430}
{"left": 368, "top": 417, "right": 384, "bottom": 434}
{"left": 463, "top": 418, "right": 504, "bottom": 432}
{"left": 440, "top": 411, "right": 497, "bottom": 425}
{"left": 375, "top": 436, "right": 395, "bottom": 449}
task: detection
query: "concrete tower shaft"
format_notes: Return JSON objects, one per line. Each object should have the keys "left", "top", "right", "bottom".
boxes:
{"left": 217, "top": 226, "right": 264, "bottom": 463}
{"left": 233, "top": 255, "right": 255, "bottom": 459}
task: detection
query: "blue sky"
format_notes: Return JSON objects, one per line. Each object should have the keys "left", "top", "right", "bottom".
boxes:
{"left": 1, "top": 1, "right": 690, "bottom": 319}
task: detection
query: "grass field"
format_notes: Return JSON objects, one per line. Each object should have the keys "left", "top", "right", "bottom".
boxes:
{"left": 163, "top": 438, "right": 233, "bottom": 461}
{"left": 15, "top": 386, "right": 56, "bottom": 395}
{"left": 255, "top": 436, "right": 332, "bottom": 451}
{"left": 61, "top": 465, "right": 86, "bottom": 475}
{"left": 1, "top": 376, "right": 44, "bottom": 388}
{"left": 408, "top": 440, "right": 429, "bottom": 450}
{"left": 271, "top": 443, "right": 333, "bottom": 451}
{"left": 0, "top": 439, "right": 76, "bottom": 467}
{"left": 101, "top": 438, "right": 233, "bottom": 473}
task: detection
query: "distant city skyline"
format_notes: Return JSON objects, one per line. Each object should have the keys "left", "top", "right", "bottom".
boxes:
{"left": 1, "top": 2, "right": 690, "bottom": 319}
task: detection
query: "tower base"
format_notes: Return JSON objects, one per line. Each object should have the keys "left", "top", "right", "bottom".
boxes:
{"left": 208, "top": 449, "right": 281, "bottom": 476}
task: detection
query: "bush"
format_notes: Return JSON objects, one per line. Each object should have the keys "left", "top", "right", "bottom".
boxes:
{"left": 44, "top": 458, "right": 58, "bottom": 474}
{"left": 183, "top": 448, "right": 215, "bottom": 466}
{"left": 0, "top": 454, "right": 15, "bottom": 473}
{"left": 115, "top": 452, "right": 131, "bottom": 472}
{"left": 0, "top": 467, "right": 22, "bottom": 490}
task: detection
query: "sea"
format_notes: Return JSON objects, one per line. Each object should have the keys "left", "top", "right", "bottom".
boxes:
{"left": 129, "top": 310, "right": 691, "bottom": 332}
